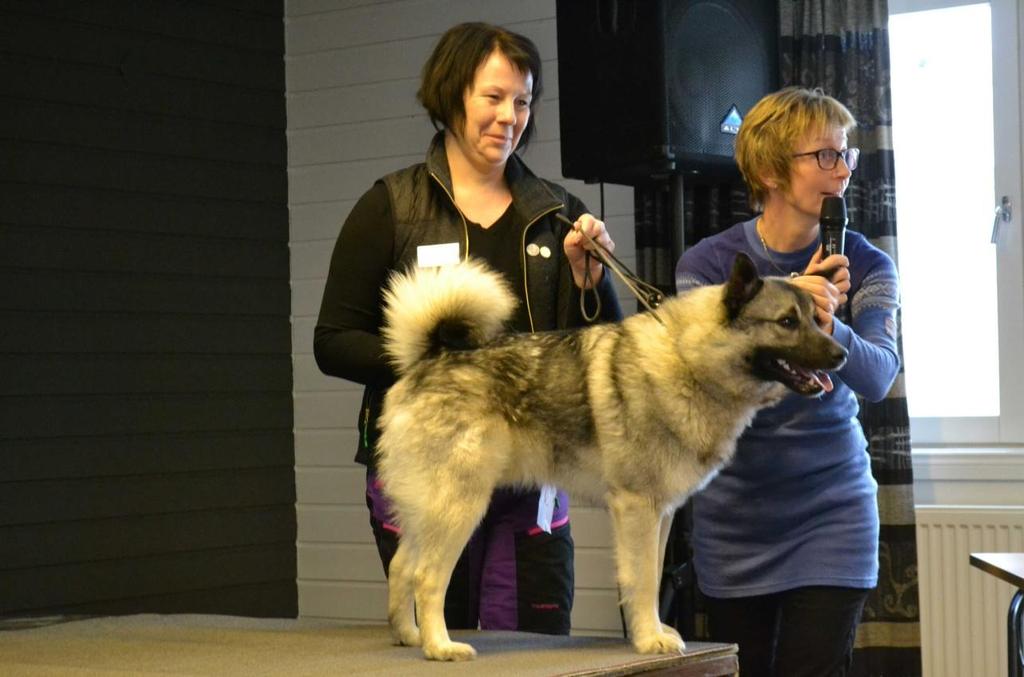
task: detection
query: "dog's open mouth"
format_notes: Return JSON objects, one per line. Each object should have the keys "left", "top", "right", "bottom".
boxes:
{"left": 755, "top": 354, "right": 834, "bottom": 395}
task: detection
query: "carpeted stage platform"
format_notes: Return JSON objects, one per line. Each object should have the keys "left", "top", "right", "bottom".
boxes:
{"left": 0, "top": 614, "right": 738, "bottom": 676}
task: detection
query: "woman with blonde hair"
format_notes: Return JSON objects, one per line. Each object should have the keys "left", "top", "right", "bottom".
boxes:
{"left": 675, "top": 87, "right": 901, "bottom": 677}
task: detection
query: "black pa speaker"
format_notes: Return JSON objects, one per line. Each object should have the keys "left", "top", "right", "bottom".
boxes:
{"left": 556, "top": 0, "right": 778, "bottom": 185}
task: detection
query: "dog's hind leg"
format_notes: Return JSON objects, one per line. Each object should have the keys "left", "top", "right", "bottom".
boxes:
{"left": 387, "top": 537, "right": 420, "bottom": 647}
{"left": 608, "top": 491, "right": 685, "bottom": 654}
{"left": 413, "top": 491, "right": 492, "bottom": 661}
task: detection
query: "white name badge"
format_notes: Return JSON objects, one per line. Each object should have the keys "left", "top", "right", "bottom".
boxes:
{"left": 536, "top": 484, "right": 557, "bottom": 534}
{"left": 416, "top": 242, "right": 460, "bottom": 268}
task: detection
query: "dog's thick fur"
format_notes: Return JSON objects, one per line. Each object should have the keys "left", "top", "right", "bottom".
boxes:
{"left": 377, "top": 254, "right": 847, "bottom": 661}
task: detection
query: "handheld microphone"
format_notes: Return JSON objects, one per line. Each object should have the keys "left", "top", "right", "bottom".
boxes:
{"left": 819, "top": 196, "right": 847, "bottom": 257}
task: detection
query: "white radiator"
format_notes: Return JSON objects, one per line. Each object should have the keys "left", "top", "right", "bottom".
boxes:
{"left": 916, "top": 507, "right": 1024, "bottom": 677}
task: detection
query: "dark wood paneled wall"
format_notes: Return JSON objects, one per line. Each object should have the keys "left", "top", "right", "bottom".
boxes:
{"left": 0, "top": 0, "right": 296, "bottom": 617}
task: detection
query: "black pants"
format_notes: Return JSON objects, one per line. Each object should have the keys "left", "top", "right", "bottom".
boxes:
{"left": 703, "top": 586, "right": 870, "bottom": 677}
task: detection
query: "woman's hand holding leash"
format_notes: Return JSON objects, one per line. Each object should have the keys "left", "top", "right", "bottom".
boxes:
{"left": 556, "top": 212, "right": 663, "bottom": 323}
{"left": 790, "top": 248, "right": 851, "bottom": 334}
{"left": 563, "top": 213, "right": 615, "bottom": 289}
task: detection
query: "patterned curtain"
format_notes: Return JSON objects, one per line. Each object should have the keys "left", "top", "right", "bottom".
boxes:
{"left": 637, "top": 2, "right": 922, "bottom": 675}
{"left": 635, "top": 178, "right": 751, "bottom": 297}
{"left": 779, "top": 2, "right": 922, "bottom": 675}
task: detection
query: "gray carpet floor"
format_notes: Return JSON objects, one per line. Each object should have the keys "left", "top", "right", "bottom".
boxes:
{"left": 0, "top": 614, "right": 736, "bottom": 676}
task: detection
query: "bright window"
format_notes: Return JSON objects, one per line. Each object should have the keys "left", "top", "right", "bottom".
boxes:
{"left": 890, "top": 3, "right": 998, "bottom": 417}
{"left": 889, "top": 0, "right": 1024, "bottom": 444}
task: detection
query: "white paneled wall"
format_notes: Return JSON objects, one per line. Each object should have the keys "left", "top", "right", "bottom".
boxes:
{"left": 286, "top": 0, "right": 635, "bottom": 635}
{"left": 912, "top": 450, "right": 1024, "bottom": 676}
{"left": 285, "top": 2, "right": 1024, "bottom": 652}
{"left": 916, "top": 508, "right": 1024, "bottom": 677}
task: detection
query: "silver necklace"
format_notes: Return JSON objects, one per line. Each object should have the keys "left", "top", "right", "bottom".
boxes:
{"left": 756, "top": 219, "right": 802, "bottom": 278}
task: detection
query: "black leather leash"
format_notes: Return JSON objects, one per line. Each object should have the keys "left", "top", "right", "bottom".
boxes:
{"left": 554, "top": 213, "right": 666, "bottom": 326}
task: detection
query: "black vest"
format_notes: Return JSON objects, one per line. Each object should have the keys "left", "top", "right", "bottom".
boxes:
{"left": 355, "top": 134, "right": 617, "bottom": 468}
{"left": 379, "top": 133, "right": 579, "bottom": 333}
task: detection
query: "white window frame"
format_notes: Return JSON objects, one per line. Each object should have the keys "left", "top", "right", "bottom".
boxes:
{"left": 890, "top": 0, "right": 1024, "bottom": 449}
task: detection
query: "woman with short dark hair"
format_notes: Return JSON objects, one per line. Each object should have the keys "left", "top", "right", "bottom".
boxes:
{"left": 315, "top": 21, "right": 622, "bottom": 635}
{"left": 417, "top": 22, "right": 543, "bottom": 148}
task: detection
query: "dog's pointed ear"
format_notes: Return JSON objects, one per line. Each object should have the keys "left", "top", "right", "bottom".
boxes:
{"left": 723, "top": 252, "right": 763, "bottom": 321}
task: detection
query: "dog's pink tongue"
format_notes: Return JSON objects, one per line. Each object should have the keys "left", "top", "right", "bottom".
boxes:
{"left": 814, "top": 371, "right": 834, "bottom": 393}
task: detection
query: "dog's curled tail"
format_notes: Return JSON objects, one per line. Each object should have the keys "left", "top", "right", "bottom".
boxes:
{"left": 381, "top": 259, "right": 517, "bottom": 375}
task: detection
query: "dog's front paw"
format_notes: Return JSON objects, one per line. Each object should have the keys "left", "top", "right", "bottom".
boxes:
{"left": 423, "top": 640, "right": 477, "bottom": 661}
{"left": 660, "top": 623, "right": 682, "bottom": 641}
{"left": 633, "top": 630, "right": 685, "bottom": 655}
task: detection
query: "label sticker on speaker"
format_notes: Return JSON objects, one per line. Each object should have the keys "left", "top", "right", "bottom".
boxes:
{"left": 720, "top": 105, "right": 743, "bottom": 135}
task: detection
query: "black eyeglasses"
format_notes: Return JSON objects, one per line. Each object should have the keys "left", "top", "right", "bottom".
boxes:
{"left": 791, "top": 147, "right": 860, "bottom": 171}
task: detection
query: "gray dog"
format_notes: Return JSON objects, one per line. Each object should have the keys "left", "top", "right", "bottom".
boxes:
{"left": 376, "top": 253, "right": 847, "bottom": 661}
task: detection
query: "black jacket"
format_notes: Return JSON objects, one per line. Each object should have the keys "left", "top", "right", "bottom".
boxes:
{"left": 322, "top": 133, "right": 622, "bottom": 467}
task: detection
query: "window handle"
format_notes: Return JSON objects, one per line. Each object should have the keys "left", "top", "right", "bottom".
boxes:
{"left": 991, "top": 195, "right": 1013, "bottom": 244}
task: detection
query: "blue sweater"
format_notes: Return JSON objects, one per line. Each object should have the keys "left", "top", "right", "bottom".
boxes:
{"left": 675, "top": 218, "right": 900, "bottom": 597}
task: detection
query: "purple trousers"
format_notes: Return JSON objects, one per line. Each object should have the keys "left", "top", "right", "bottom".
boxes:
{"left": 366, "top": 473, "right": 573, "bottom": 634}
